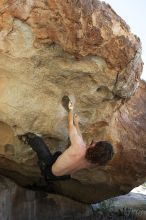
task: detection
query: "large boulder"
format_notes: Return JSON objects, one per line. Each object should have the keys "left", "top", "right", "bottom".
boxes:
{"left": 0, "top": 0, "right": 145, "bottom": 203}
{"left": 0, "top": 175, "right": 146, "bottom": 220}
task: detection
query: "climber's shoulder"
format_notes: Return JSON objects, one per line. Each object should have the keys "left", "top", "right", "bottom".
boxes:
{"left": 69, "top": 142, "right": 87, "bottom": 156}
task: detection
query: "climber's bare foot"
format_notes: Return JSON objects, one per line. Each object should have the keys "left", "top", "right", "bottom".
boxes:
{"left": 68, "top": 100, "right": 74, "bottom": 110}
{"left": 74, "top": 113, "right": 80, "bottom": 125}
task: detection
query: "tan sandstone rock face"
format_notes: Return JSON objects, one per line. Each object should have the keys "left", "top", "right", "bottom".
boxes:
{"left": 0, "top": 0, "right": 145, "bottom": 203}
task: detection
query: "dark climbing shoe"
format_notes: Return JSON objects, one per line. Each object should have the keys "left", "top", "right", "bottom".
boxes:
{"left": 18, "top": 132, "right": 37, "bottom": 145}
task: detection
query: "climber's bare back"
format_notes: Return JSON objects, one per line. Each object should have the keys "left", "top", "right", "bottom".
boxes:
{"left": 51, "top": 101, "right": 89, "bottom": 176}
{"left": 51, "top": 143, "right": 87, "bottom": 176}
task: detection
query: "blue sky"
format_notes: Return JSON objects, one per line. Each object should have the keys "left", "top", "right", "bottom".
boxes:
{"left": 103, "top": 0, "right": 146, "bottom": 81}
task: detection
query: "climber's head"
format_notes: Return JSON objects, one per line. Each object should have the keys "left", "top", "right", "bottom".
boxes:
{"left": 85, "top": 140, "right": 114, "bottom": 165}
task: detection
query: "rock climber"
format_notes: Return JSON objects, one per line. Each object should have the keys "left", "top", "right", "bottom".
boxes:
{"left": 18, "top": 100, "right": 114, "bottom": 181}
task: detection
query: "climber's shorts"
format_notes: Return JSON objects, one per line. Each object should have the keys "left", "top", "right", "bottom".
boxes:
{"left": 39, "top": 151, "right": 71, "bottom": 181}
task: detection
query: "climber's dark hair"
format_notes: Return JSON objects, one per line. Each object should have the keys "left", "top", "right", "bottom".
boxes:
{"left": 85, "top": 141, "right": 114, "bottom": 165}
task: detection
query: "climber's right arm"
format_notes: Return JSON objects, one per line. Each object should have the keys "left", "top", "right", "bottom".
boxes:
{"left": 68, "top": 108, "right": 85, "bottom": 148}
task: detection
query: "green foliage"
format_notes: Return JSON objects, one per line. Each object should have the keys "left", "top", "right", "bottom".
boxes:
{"left": 97, "top": 199, "right": 115, "bottom": 212}
{"left": 74, "top": 208, "right": 137, "bottom": 220}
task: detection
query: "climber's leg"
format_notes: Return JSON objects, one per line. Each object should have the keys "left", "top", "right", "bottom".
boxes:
{"left": 18, "top": 133, "right": 53, "bottom": 164}
{"left": 18, "top": 133, "right": 70, "bottom": 181}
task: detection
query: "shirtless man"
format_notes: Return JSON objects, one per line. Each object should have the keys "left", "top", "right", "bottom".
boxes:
{"left": 19, "top": 100, "right": 114, "bottom": 181}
